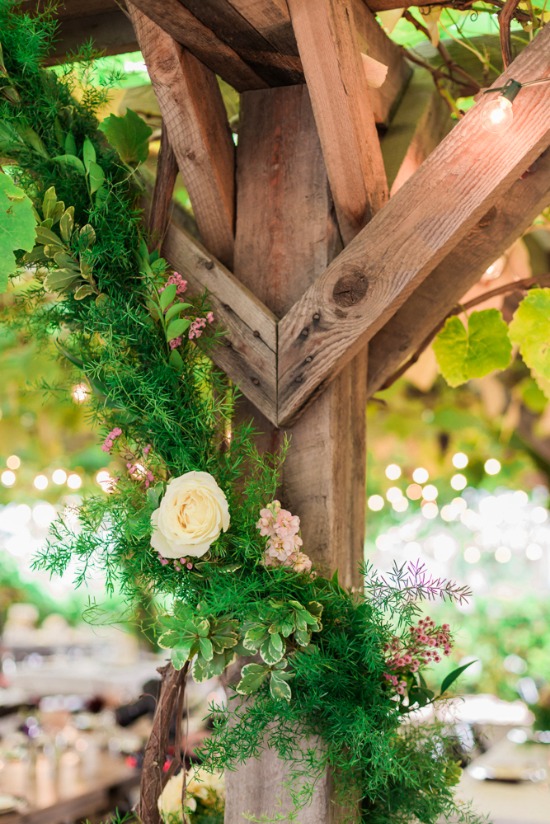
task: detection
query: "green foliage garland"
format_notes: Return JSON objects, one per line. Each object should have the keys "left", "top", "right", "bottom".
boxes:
{"left": 0, "top": 4, "right": 484, "bottom": 822}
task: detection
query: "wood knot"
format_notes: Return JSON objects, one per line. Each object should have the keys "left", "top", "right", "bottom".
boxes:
{"left": 300, "top": 327, "right": 309, "bottom": 338}
{"left": 204, "top": 259, "right": 214, "bottom": 270}
{"left": 304, "top": 356, "right": 313, "bottom": 364}
{"left": 294, "top": 375, "right": 303, "bottom": 383}
{"left": 312, "top": 312, "right": 321, "bottom": 322}
{"left": 251, "top": 377, "right": 260, "bottom": 386}
{"left": 477, "top": 206, "right": 497, "bottom": 229}
{"left": 332, "top": 270, "right": 369, "bottom": 307}
{"left": 253, "top": 330, "right": 261, "bottom": 338}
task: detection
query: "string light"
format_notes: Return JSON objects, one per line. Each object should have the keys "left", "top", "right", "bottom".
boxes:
{"left": 71, "top": 383, "right": 89, "bottom": 403}
{"left": 451, "top": 473, "right": 467, "bottom": 491}
{"left": 367, "top": 494, "right": 384, "bottom": 512}
{"left": 1, "top": 470, "right": 16, "bottom": 487}
{"left": 6, "top": 455, "right": 20, "bottom": 470}
{"left": 385, "top": 464, "right": 401, "bottom": 480}
{"left": 52, "top": 469, "right": 68, "bottom": 485}
{"left": 481, "top": 76, "right": 550, "bottom": 134}
{"left": 484, "top": 458, "right": 501, "bottom": 476}
{"left": 33, "top": 474, "right": 48, "bottom": 491}
{"left": 67, "top": 473, "right": 82, "bottom": 490}
{"left": 412, "top": 467, "right": 429, "bottom": 484}
{"left": 452, "top": 452, "right": 468, "bottom": 469}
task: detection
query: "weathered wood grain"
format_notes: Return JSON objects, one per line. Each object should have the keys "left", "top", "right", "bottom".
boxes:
{"left": 148, "top": 122, "right": 179, "bottom": 249}
{"left": 381, "top": 69, "right": 452, "bottom": 192}
{"left": 225, "top": 84, "right": 364, "bottom": 823}
{"left": 128, "top": 3, "right": 236, "bottom": 268}
{"left": 278, "top": 24, "right": 550, "bottom": 425}
{"left": 127, "top": 0, "right": 268, "bottom": 91}
{"left": 287, "top": 0, "right": 388, "bottom": 245}
{"left": 352, "top": 0, "right": 412, "bottom": 126}
{"left": 368, "top": 147, "right": 550, "bottom": 395}
{"left": 226, "top": 0, "right": 301, "bottom": 58}
{"left": 162, "top": 219, "right": 278, "bottom": 423}
{"left": 179, "top": 0, "right": 303, "bottom": 85}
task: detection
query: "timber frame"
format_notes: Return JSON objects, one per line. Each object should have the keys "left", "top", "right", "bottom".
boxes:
{"left": 33, "top": 2, "right": 550, "bottom": 822}
{"left": 121, "top": 2, "right": 550, "bottom": 429}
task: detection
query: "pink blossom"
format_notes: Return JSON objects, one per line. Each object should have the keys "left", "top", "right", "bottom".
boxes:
{"left": 169, "top": 336, "right": 182, "bottom": 350}
{"left": 189, "top": 317, "right": 207, "bottom": 340}
{"left": 206, "top": 311, "right": 214, "bottom": 324}
{"left": 256, "top": 500, "right": 312, "bottom": 574}
{"left": 161, "top": 272, "right": 188, "bottom": 298}
{"left": 102, "top": 427, "right": 123, "bottom": 453}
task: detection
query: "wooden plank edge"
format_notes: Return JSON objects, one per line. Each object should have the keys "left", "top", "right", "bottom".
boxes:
{"left": 162, "top": 219, "right": 279, "bottom": 424}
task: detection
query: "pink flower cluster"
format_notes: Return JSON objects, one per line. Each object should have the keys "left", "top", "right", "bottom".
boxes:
{"left": 157, "top": 553, "right": 194, "bottom": 572}
{"left": 383, "top": 617, "right": 452, "bottom": 695}
{"left": 256, "top": 500, "right": 312, "bottom": 574}
{"left": 161, "top": 272, "right": 188, "bottom": 298}
{"left": 189, "top": 312, "right": 215, "bottom": 340}
{"left": 102, "top": 427, "right": 122, "bottom": 453}
{"left": 126, "top": 462, "right": 155, "bottom": 488}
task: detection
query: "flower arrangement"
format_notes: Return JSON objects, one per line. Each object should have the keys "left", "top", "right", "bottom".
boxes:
{"left": 0, "top": 3, "right": 483, "bottom": 822}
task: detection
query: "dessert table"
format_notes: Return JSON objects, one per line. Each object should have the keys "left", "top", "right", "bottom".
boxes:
{"left": 457, "top": 735, "right": 550, "bottom": 824}
{"left": 0, "top": 747, "right": 139, "bottom": 823}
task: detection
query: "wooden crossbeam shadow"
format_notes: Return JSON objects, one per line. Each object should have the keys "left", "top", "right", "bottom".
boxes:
{"left": 143, "top": 14, "right": 549, "bottom": 428}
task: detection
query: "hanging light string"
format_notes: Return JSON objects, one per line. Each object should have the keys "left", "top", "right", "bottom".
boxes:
{"left": 480, "top": 75, "right": 550, "bottom": 133}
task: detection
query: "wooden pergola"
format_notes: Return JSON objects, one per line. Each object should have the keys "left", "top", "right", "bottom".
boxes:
{"left": 31, "top": 1, "right": 550, "bottom": 820}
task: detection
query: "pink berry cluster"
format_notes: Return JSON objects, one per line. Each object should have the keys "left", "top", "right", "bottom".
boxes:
{"left": 126, "top": 462, "right": 155, "bottom": 488}
{"left": 189, "top": 312, "right": 215, "bottom": 340}
{"left": 383, "top": 617, "right": 452, "bottom": 695}
{"left": 161, "top": 271, "right": 188, "bottom": 298}
{"left": 256, "top": 500, "right": 312, "bottom": 574}
{"left": 102, "top": 427, "right": 122, "bottom": 453}
{"left": 157, "top": 553, "right": 194, "bottom": 572}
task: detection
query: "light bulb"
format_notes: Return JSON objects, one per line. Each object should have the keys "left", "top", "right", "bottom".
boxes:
{"left": 482, "top": 96, "right": 514, "bottom": 133}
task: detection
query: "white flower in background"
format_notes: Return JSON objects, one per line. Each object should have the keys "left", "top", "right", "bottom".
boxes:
{"left": 151, "top": 471, "right": 230, "bottom": 559}
{"left": 187, "top": 766, "right": 225, "bottom": 806}
{"left": 158, "top": 772, "right": 197, "bottom": 823}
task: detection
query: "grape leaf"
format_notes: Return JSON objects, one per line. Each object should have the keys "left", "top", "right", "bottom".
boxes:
{"left": 0, "top": 173, "right": 36, "bottom": 291}
{"left": 509, "top": 289, "right": 550, "bottom": 382}
{"left": 433, "top": 309, "right": 512, "bottom": 387}
{"left": 99, "top": 109, "right": 152, "bottom": 166}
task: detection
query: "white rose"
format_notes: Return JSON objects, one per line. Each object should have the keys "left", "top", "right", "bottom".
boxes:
{"left": 151, "top": 471, "right": 230, "bottom": 559}
{"left": 158, "top": 772, "right": 197, "bottom": 823}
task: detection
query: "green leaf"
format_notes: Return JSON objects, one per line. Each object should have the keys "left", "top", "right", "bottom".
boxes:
{"left": 35, "top": 225, "right": 63, "bottom": 247}
{"left": 74, "top": 284, "right": 95, "bottom": 300}
{"left": 79, "top": 224, "right": 96, "bottom": 249}
{"left": 433, "top": 309, "right": 512, "bottom": 387}
{"left": 59, "top": 207, "right": 74, "bottom": 242}
{"left": 509, "top": 289, "right": 550, "bottom": 382}
{"left": 82, "top": 137, "right": 96, "bottom": 171}
{"left": 172, "top": 648, "right": 191, "bottom": 670}
{"left": 236, "top": 663, "right": 270, "bottom": 695}
{"left": 53, "top": 154, "right": 86, "bottom": 175}
{"left": 53, "top": 251, "right": 79, "bottom": 271}
{"left": 98, "top": 108, "right": 152, "bottom": 165}
{"left": 166, "top": 318, "right": 191, "bottom": 341}
{"left": 243, "top": 626, "right": 268, "bottom": 651}
{"left": 157, "top": 630, "right": 179, "bottom": 649}
{"left": 192, "top": 617, "right": 210, "bottom": 637}
{"left": 42, "top": 187, "right": 57, "bottom": 220}
{"left": 169, "top": 349, "right": 184, "bottom": 371}
{"left": 64, "top": 132, "right": 77, "bottom": 156}
{"left": 260, "top": 633, "right": 284, "bottom": 665}
{"left": 0, "top": 173, "right": 36, "bottom": 291}
{"left": 159, "top": 283, "right": 177, "bottom": 312}
{"left": 440, "top": 661, "right": 476, "bottom": 696}
{"left": 270, "top": 671, "right": 292, "bottom": 702}
{"left": 44, "top": 269, "right": 80, "bottom": 292}
{"left": 199, "top": 636, "right": 214, "bottom": 662}
{"left": 294, "top": 628, "right": 311, "bottom": 647}
{"left": 88, "top": 161, "right": 105, "bottom": 195}
{"left": 165, "top": 301, "right": 192, "bottom": 324}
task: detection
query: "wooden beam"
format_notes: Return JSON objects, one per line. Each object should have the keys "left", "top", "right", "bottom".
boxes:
{"left": 225, "top": 81, "right": 363, "bottom": 824}
{"left": 352, "top": 0, "right": 412, "bottom": 127}
{"left": 368, "top": 148, "right": 550, "bottom": 395}
{"left": 128, "top": 3, "right": 236, "bottom": 268}
{"left": 148, "top": 122, "right": 179, "bottom": 249}
{"left": 381, "top": 68, "right": 452, "bottom": 193}
{"left": 287, "top": 0, "right": 388, "bottom": 245}
{"left": 127, "top": 0, "right": 268, "bottom": 91}
{"left": 277, "top": 24, "right": 550, "bottom": 426}
{"left": 21, "top": 1, "right": 137, "bottom": 62}
{"left": 161, "top": 220, "right": 278, "bottom": 423}
{"left": 226, "top": 0, "right": 301, "bottom": 59}
{"left": 178, "top": 0, "right": 303, "bottom": 85}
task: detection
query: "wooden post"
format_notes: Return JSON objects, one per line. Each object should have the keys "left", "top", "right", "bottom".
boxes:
{"left": 224, "top": 84, "right": 366, "bottom": 823}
